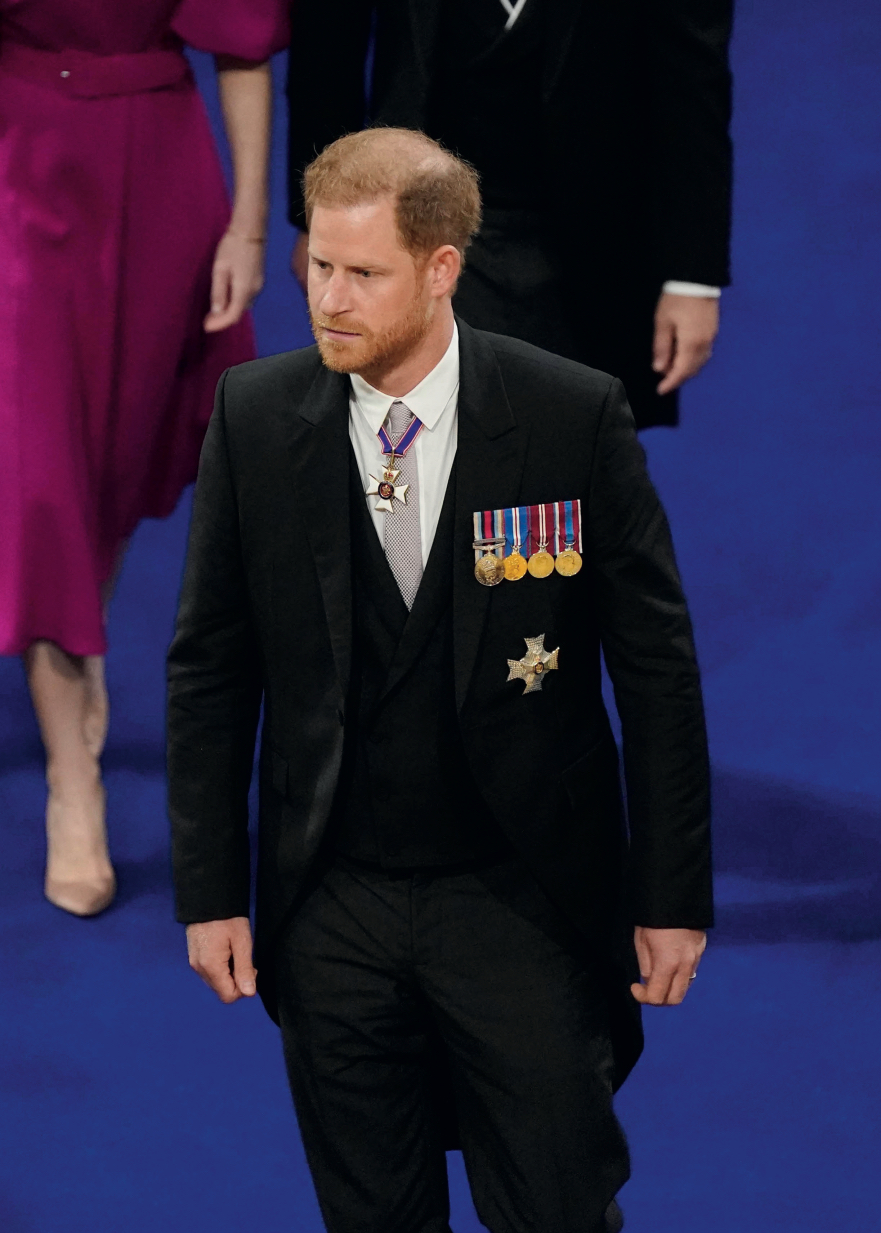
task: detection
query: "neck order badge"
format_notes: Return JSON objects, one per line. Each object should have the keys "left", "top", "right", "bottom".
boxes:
{"left": 366, "top": 414, "right": 424, "bottom": 513}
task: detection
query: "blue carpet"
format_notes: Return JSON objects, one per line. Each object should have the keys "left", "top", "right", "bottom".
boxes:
{"left": 2, "top": 1, "right": 879, "bottom": 1228}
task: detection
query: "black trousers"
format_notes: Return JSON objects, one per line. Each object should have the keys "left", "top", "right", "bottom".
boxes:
{"left": 452, "top": 207, "right": 676, "bottom": 431}
{"left": 275, "top": 856, "right": 629, "bottom": 1233}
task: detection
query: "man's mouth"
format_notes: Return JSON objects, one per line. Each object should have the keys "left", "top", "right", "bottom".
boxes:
{"left": 321, "top": 326, "right": 361, "bottom": 340}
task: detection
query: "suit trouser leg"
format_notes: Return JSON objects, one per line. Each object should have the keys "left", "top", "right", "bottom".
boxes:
{"left": 418, "top": 862, "right": 630, "bottom": 1233}
{"left": 274, "top": 858, "right": 630, "bottom": 1233}
{"left": 275, "top": 862, "right": 453, "bottom": 1233}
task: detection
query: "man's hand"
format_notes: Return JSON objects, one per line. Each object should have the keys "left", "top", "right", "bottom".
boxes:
{"left": 652, "top": 293, "right": 719, "bottom": 396}
{"left": 291, "top": 229, "right": 309, "bottom": 294}
{"left": 631, "top": 926, "right": 706, "bottom": 1006}
{"left": 186, "top": 917, "right": 257, "bottom": 1004}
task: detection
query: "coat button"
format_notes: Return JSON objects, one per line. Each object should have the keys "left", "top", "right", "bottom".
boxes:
{"left": 60, "top": 70, "right": 71, "bottom": 78}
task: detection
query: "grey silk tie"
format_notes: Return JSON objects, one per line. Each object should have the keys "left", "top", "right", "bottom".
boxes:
{"left": 383, "top": 400, "right": 423, "bottom": 608}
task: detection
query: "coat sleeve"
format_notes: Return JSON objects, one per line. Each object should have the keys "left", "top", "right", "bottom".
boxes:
{"left": 285, "top": 0, "right": 375, "bottom": 228}
{"left": 167, "top": 371, "right": 263, "bottom": 925}
{"left": 586, "top": 378, "right": 713, "bottom": 929}
{"left": 647, "top": 0, "right": 734, "bottom": 287}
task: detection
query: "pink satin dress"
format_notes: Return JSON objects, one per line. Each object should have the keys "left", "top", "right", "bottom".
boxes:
{"left": 0, "top": 0, "right": 288, "bottom": 656}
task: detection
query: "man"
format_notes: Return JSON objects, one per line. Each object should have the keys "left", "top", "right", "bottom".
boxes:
{"left": 286, "top": 0, "right": 733, "bottom": 430}
{"left": 169, "top": 129, "right": 711, "bottom": 1233}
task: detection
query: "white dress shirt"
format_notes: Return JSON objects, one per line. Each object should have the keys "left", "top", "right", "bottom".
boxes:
{"left": 349, "top": 324, "right": 459, "bottom": 565}
{"left": 662, "top": 280, "right": 721, "bottom": 298}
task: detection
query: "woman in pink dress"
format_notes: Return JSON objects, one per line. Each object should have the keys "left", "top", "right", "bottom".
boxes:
{"left": 0, "top": 0, "right": 288, "bottom": 915}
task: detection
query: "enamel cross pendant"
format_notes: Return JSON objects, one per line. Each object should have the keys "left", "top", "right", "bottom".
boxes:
{"left": 366, "top": 459, "right": 409, "bottom": 513}
{"left": 506, "top": 634, "right": 560, "bottom": 695}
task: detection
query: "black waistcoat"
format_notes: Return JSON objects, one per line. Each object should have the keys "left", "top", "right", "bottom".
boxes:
{"left": 332, "top": 452, "right": 507, "bottom": 867}
{"left": 426, "top": 0, "right": 546, "bottom": 210}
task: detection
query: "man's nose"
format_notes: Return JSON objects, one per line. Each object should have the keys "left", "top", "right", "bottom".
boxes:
{"left": 314, "top": 273, "right": 352, "bottom": 319}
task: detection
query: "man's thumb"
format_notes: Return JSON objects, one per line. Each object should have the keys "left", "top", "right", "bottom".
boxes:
{"left": 231, "top": 936, "right": 257, "bottom": 997}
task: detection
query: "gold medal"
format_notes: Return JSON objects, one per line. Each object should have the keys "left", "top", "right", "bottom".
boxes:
{"left": 475, "top": 553, "right": 505, "bottom": 587}
{"left": 527, "top": 546, "right": 554, "bottom": 578}
{"left": 504, "top": 504, "right": 527, "bottom": 580}
{"left": 527, "top": 504, "right": 555, "bottom": 578}
{"left": 555, "top": 545, "right": 583, "bottom": 577}
{"left": 473, "top": 533, "right": 506, "bottom": 588}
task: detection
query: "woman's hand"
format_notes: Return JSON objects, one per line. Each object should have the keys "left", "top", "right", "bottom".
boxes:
{"left": 204, "top": 230, "right": 265, "bottom": 332}
{"left": 204, "top": 231, "right": 264, "bottom": 332}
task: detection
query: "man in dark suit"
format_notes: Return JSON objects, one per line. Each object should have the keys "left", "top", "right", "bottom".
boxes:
{"left": 169, "top": 129, "right": 711, "bottom": 1233}
{"left": 286, "top": 0, "right": 733, "bottom": 430}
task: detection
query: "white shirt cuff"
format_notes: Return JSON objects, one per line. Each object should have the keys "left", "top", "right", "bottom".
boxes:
{"left": 662, "top": 280, "right": 722, "bottom": 298}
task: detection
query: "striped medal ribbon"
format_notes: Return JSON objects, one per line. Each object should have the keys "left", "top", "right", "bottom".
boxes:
{"left": 555, "top": 499, "right": 583, "bottom": 576}
{"left": 503, "top": 506, "right": 528, "bottom": 580}
{"left": 472, "top": 508, "right": 506, "bottom": 587}
{"left": 366, "top": 413, "right": 424, "bottom": 513}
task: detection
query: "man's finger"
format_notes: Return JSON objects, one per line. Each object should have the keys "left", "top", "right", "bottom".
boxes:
{"left": 657, "top": 339, "right": 712, "bottom": 395}
{"left": 652, "top": 318, "right": 675, "bottom": 374}
{"left": 193, "top": 956, "right": 240, "bottom": 1003}
{"left": 665, "top": 963, "right": 695, "bottom": 1006}
{"left": 633, "top": 929, "right": 652, "bottom": 981}
{"left": 230, "top": 931, "right": 257, "bottom": 997}
{"left": 657, "top": 345, "right": 699, "bottom": 394}
{"left": 634, "top": 960, "right": 678, "bottom": 1005}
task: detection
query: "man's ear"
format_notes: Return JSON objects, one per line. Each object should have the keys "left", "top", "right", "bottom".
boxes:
{"left": 427, "top": 245, "right": 462, "bottom": 299}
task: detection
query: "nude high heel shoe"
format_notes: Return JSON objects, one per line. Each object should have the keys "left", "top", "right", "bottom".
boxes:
{"left": 44, "top": 781, "right": 116, "bottom": 917}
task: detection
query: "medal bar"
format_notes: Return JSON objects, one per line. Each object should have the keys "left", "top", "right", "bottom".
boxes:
{"left": 472, "top": 500, "right": 583, "bottom": 584}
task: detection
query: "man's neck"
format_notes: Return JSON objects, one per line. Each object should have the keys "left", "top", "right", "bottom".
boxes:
{"left": 358, "top": 306, "right": 455, "bottom": 398}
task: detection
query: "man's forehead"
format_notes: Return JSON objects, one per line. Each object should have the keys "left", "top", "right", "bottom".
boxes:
{"left": 309, "top": 200, "right": 410, "bottom": 261}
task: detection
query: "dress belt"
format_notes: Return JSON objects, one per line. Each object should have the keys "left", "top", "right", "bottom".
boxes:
{"left": 0, "top": 43, "right": 191, "bottom": 98}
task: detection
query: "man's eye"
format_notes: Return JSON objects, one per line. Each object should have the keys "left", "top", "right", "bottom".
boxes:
{"left": 358, "top": 270, "right": 372, "bottom": 279}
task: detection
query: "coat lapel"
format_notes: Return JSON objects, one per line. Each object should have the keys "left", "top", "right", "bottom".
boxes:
{"left": 453, "top": 320, "right": 531, "bottom": 713}
{"left": 290, "top": 364, "right": 353, "bottom": 703}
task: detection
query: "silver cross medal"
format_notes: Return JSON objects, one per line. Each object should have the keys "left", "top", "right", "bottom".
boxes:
{"left": 506, "top": 634, "right": 559, "bottom": 695}
{"left": 366, "top": 455, "right": 409, "bottom": 513}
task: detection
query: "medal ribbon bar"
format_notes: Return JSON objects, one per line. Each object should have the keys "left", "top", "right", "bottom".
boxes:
{"left": 472, "top": 499, "right": 582, "bottom": 563}
{"left": 472, "top": 508, "right": 506, "bottom": 563}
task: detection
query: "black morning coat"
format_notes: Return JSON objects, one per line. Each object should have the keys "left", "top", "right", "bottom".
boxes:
{"left": 284, "top": 0, "right": 734, "bottom": 428}
{"left": 167, "top": 321, "right": 713, "bottom": 1091}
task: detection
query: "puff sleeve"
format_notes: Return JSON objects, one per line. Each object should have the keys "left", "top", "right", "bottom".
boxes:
{"left": 172, "top": 0, "right": 289, "bottom": 61}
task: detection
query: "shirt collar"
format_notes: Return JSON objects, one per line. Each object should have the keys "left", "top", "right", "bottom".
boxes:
{"left": 349, "top": 322, "right": 460, "bottom": 435}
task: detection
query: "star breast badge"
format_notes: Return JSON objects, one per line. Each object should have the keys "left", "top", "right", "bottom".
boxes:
{"left": 506, "top": 634, "right": 560, "bottom": 695}
{"left": 366, "top": 463, "right": 409, "bottom": 513}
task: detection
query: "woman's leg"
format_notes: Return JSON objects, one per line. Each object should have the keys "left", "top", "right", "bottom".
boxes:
{"left": 25, "top": 641, "right": 115, "bottom": 916}
{"left": 83, "top": 655, "right": 109, "bottom": 759}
